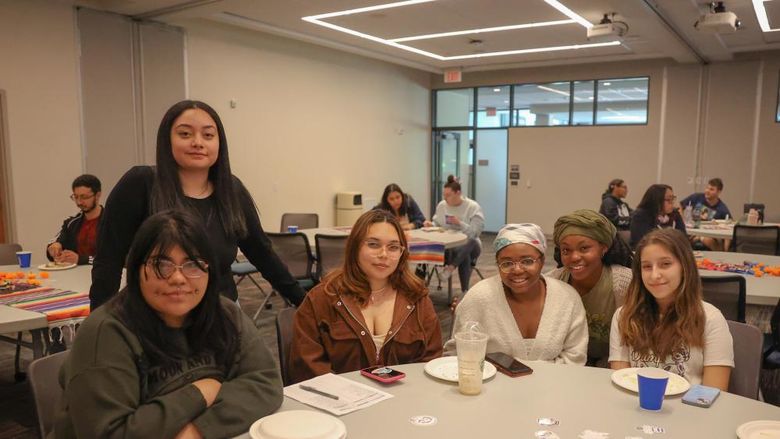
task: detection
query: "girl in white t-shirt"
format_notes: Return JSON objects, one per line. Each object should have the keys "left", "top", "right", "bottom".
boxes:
{"left": 608, "top": 228, "right": 734, "bottom": 390}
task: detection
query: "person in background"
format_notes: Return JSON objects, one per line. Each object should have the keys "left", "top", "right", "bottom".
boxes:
{"left": 374, "top": 183, "right": 425, "bottom": 230}
{"left": 599, "top": 178, "right": 632, "bottom": 231}
{"left": 681, "top": 177, "right": 732, "bottom": 250}
{"left": 289, "top": 210, "right": 442, "bottom": 383}
{"left": 46, "top": 174, "right": 103, "bottom": 265}
{"left": 424, "top": 175, "right": 485, "bottom": 295}
{"left": 609, "top": 228, "right": 733, "bottom": 390}
{"left": 53, "top": 209, "right": 282, "bottom": 439}
{"left": 445, "top": 223, "right": 588, "bottom": 365}
{"left": 90, "top": 100, "right": 305, "bottom": 310}
{"left": 547, "top": 210, "right": 633, "bottom": 366}
{"left": 629, "top": 184, "right": 686, "bottom": 248}
{"left": 680, "top": 177, "right": 731, "bottom": 221}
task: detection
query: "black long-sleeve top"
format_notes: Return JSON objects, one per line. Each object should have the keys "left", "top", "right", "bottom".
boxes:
{"left": 629, "top": 207, "right": 687, "bottom": 248}
{"left": 89, "top": 166, "right": 305, "bottom": 309}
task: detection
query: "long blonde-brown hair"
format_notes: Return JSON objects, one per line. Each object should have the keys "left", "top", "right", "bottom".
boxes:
{"left": 323, "top": 210, "right": 426, "bottom": 305}
{"left": 618, "top": 228, "right": 705, "bottom": 360}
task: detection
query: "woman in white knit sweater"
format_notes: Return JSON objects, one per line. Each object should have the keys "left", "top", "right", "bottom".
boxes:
{"left": 445, "top": 224, "right": 588, "bottom": 365}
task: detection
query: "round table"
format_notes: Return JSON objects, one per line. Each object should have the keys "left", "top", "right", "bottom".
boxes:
{"left": 300, "top": 227, "right": 468, "bottom": 249}
{"left": 238, "top": 361, "right": 780, "bottom": 438}
{"left": 688, "top": 221, "right": 780, "bottom": 240}
{"left": 699, "top": 251, "right": 780, "bottom": 306}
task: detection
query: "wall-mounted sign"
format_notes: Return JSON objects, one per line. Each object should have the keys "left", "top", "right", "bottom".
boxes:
{"left": 509, "top": 172, "right": 520, "bottom": 180}
{"left": 444, "top": 69, "right": 462, "bottom": 83}
{"left": 478, "top": 159, "right": 489, "bottom": 166}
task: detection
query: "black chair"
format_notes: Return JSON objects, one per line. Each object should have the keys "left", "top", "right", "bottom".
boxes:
{"left": 764, "top": 298, "right": 780, "bottom": 370}
{"left": 701, "top": 275, "right": 746, "bottom": 323}
{"left": 730, "top": 224, "right": 780, "bottom": 255}
{"left": 727, "top": 321, "right": 763, "bottom": 400}
{"left": 280, "top": 213, "right": 318, "bottom": 232}
{"left": 275, "top": 307, "right": 296, "bottom": 386}
{"left": 231, "top": 260, "right": 277, "bottom": 320}
{"left": 28, "top": 350, "right": 69, "bottom": 438}
{"left": 267, "top": 232, "right": 316, "bottom": 290}
{"left": 314, "top": 234, "right": 348, "bottom": 281}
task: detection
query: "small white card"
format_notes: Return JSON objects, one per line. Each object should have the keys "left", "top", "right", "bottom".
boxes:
{"left": 284, "top": 373, "right": 394, "bottom": 416}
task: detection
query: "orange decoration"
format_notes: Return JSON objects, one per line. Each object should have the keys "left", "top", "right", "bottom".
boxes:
{"left": 39, "top": 272, "right": 50, "bottom": 279}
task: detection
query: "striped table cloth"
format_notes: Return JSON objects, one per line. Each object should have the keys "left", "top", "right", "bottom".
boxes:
{"left": 407, "top": 237, "right": 445, "bottom": 266}
{"left": 0, "top": 287, "right": 90, "bottom": 328}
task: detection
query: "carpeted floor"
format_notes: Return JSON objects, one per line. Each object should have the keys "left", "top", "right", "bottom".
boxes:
{"left": 0, "top": 233, "right": 777, "bottom": 438}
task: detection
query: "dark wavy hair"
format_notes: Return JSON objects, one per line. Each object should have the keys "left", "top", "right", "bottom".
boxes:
{"left": 322, "top": 209, "right": 426, "bottom": 306}
{"left": 150, "top": 100, "right": 247, "bottom": 238}
{"left": 636, "top": 184, "right": 673, "bottom": 219}
{"left": 110, "top": 209, "right": 238, "bottom": 371}
{"left": 72, "top": 174, "right": 101, "bottom": 194}
{"left": 618, "top": 228, "right": 705, "bottom": 360}
{"left": 603, "top": 178, "right": 624, "bottom": 196}
{"left": 379, "top": 183, "right": 409, "bottom": 217}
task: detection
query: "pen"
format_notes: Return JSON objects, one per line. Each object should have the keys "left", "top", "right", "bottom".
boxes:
{"left": 299, "top": 384, "right": 340, "bottom": 400}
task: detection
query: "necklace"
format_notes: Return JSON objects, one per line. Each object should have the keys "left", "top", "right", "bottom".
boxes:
{"left": 369, "top": 285, "right": 390, "bottom": 303}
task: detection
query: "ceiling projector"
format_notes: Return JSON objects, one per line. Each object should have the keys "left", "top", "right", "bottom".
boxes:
{"left": 587, "top": 23, "right": 625, "bottom": 41}
{"left": 694, "top": 2, "right": 741, "bottom": 33}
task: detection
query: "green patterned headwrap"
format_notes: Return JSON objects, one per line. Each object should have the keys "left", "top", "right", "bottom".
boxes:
{"left": 553, "top": 209, "right": 616, "bottom": 247}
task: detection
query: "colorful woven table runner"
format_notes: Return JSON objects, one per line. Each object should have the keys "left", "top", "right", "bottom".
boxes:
{"left": 0, "top": 287, "right": 90, "bottom": 326}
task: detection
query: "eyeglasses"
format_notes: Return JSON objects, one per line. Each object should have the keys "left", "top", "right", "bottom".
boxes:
{"left": 364, "top": 240, "right": 405, "bottom": 259}
{"left": 146, "top": 259, "right": 209, "bottom": 279}
{"left": 70, "top": 193, "right": 95, "bottom": 202}
{"left": 497, "top": 257, "right": 541, "bottom": 273}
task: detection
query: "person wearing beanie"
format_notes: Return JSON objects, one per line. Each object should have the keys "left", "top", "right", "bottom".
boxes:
{"left": 444, "top": 224, "right": 587, "bottom": 365}
{"left": 547, "top": 209, "right": 633, "bottom": 366}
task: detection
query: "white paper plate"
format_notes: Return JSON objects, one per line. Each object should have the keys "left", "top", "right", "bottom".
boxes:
{"left": 424, "top": 356, "right": 496, "bottom": 382}
{"left": 249, "top": 410, "right": 347, "bottom": 439}
{"left": 610, "top": 367, "right": 690, "bottom": 396}
{"left": 420, "top": 227, "right": 443, "bottom": 232}
{"left": 37, "top": 263, "right": 77, "bottom": 271}
{"left": 737, "top": 420, "right": 780, "bottom": 439}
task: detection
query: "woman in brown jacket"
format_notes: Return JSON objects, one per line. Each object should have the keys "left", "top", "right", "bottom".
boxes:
{"left": 289, "top": 210, "right": 443, "bottom": 383}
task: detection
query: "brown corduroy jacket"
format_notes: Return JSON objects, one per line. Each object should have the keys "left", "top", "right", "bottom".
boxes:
{"left": 289, "top": 284, "right": 443, "bottom": 384}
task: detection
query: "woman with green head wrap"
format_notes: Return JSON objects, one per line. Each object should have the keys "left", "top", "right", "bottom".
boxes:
{"left": 547, "top": 209, "right": 633, "bottom": 366}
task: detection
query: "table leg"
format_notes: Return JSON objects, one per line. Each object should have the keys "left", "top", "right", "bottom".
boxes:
{"left": 30, "top": 329, "right": 46, "bottom": 359}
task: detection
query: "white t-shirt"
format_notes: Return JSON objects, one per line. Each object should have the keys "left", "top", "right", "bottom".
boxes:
{"left": 608, "top": 302, "right": 734, "bottom": 385}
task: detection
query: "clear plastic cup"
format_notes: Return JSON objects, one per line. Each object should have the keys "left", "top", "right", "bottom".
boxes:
{"left": 455, "top": 329, "right": 488, "bottom": 395}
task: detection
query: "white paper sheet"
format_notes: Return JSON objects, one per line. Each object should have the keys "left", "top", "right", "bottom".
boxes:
{"left": 283, "top": 373, "right": 393, "bottom": 416}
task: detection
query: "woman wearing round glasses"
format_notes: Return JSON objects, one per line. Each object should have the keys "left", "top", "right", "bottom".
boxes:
{"left": 445, "top": 224, "right": 587, "bottom": 365}
{"left": 629, "top": 184, "right": 686, "bottom": 248}
{"left": 53, "top": 210, "right": 282, "bottom": 439}
{"left": 289, "top": 210, "right": 443, "bottom": 383}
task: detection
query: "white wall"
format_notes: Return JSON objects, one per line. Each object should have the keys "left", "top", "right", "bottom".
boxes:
{"left": 0, "top": 0, "right": 83, "bottom": 261}
{"left": 181, "top": 20, "right": 432, "bottom": 229}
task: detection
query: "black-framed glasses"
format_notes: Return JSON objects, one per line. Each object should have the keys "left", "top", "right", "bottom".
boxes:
{"left": 70, "top": 193, "right": 95, "bottom": 202}
{"left": 146, "top": 259, "right": 209, "bottom": 279}
{"left": 497, "top": 257, "right": 541, "bottom": 273}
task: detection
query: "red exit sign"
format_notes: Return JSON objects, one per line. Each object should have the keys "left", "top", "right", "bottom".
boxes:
{"left": 444, "top": 69, "right": 462, "bottom": 83}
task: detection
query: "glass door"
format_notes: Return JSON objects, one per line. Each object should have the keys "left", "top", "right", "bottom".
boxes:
{"left": 432, "top": 130, "right": 473, "bottom": 210}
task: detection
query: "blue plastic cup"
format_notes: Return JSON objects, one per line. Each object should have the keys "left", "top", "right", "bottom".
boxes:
{"left": 637, "top": 368, "right": 669, "bottom": 411}
{"left": 287, "top": 225, "right": 298, "bottom": 233}
{"left": 15, "top": 251, "right": 32, "bottom": 268}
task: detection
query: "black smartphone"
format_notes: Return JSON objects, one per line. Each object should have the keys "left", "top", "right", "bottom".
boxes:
{"left": 485, "top": 352, "right": 533, "bottom": 377}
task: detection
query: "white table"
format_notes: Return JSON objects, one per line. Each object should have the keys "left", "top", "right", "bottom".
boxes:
{"left": 0, "top": 264, "right": 93, "bottom": 360}
{"left": 699, "top": 251, "right": 780, "bottom": 306}
{"left": 688, "top": 222, "right": 780, "bottom": 239}
{"left": 300, "top": 227, "right": 468, "bottom": 250}
{"left": 238, "top": 361, "right": 780, "bottom": 438}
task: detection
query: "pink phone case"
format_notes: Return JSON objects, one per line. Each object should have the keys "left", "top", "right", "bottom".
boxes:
{"left": 360, "top": 366, "right": 405, "bottom": 383}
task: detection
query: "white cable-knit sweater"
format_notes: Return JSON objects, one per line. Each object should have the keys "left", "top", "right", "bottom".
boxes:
{"left": 444, "top": 275, "right": 588, "bottom": 365}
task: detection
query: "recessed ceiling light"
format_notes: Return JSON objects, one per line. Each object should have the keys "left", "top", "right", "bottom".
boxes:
{"left": 504, "top": 100, "right": 510, "bottom": 103}
{"left": 389, "top": 20, "right": 575, "bottom": 42}
{"left": 302, "top": 0, "right": 619, "bottom": 61}
{"left": 603, "top": 82, "right": 612, "bottom": 86}
{"left": 588, "top": 96, "right": 594, "bottom": 100}
{"left": 494, "top": 88, "right": 502, "bottom": 92}
{"left": 537, "top": 85, "right": 570, "bottom": 97}
{"left": 752, "top": 0, "right": 780, "bottom": 32}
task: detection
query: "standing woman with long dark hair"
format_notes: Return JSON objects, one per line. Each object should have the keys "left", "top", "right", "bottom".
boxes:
{"left": 629, "top": 183, "right": 686, "bottom": 248}
{"left": 90, "top": 100, "right": 305, "bottom": 309}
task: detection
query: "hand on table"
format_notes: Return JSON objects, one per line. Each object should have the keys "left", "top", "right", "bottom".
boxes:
{"left": 423, "top": 220, "right": 434, "bottom": 227}
{"left": 55, "top": 250, "right": 78, "bottom": 265}
{"left": 47, "top": 243, "right": 63, "bottom": 259}
{"left": 192, "top": 378, "right": 222, "bottom": 407}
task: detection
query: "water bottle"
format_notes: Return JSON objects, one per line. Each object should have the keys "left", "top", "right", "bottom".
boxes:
{"left": 692, "top": 203, "right": 702, "bottom": 227}
{"left": 683, "top": 204, "right": 693, "bottom": 227}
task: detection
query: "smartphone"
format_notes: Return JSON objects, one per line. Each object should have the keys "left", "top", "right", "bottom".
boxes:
{"left": 682, "top": 384, "right": 720, "bottom": 408}
{"left": 485, "top": 352, "right": 533, "bottom": 377}
{"left": 360, "top": 366, "right": 406, "bottom": 383}
{"left": 445, "top": 215, "right": 455, "bottom": 225}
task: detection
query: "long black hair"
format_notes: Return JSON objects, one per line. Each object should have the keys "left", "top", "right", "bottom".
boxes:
{"left": 636, "top": 183, "right": 672, "bottom": 219}
{"left": 379, "top": 183, "right": 409, "bottom": 217}
{"left": 110, "top": 209, "right": 238, "bottom": 371}
{"left": 150, "top": 100, "right": 248, "bottom": 238}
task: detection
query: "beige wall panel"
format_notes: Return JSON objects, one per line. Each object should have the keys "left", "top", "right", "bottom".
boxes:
{"left": 79, "top": 8, "right": 137, "bottom": 195}
{"left": 660, "top": 65, "right": 701, "bottom": 196}
{"left": 0, "top": 1, "right": 82, "bottom": 260}
{"left": 139, "top": 22, "right": 186, "bottom": 164}
{"left": 699, "top": 62, "right": 759, "bottom": 219}
{"left": 753, "top": 59, "right": 780, "bottom": 222}
{"left": 182, "top": 20, "right": 431, "bottom": 228}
